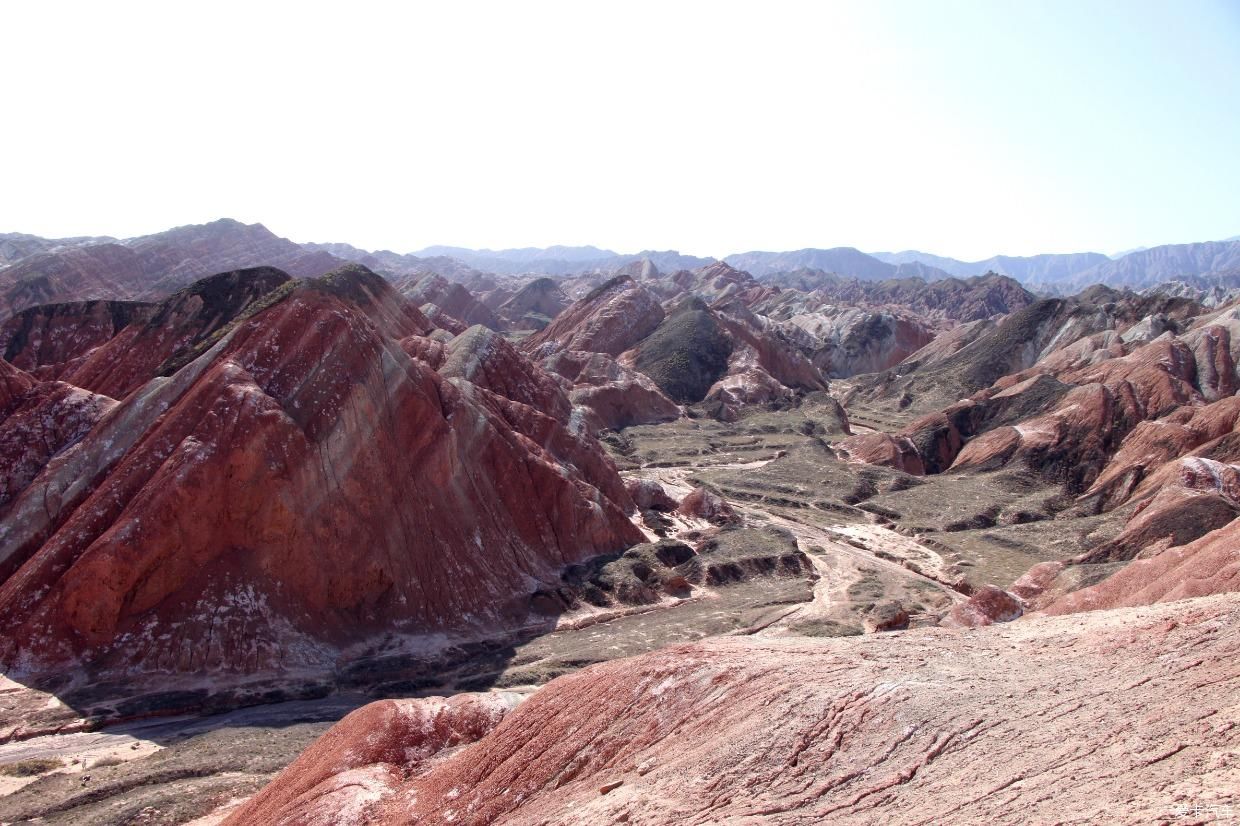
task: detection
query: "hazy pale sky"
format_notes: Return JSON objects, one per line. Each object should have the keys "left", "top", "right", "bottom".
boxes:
{"left": 3, "top": 1, "right": 1239, "bottom": 260}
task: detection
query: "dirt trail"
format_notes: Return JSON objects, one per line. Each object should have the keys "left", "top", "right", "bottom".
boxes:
{"left": 626, "top": 459, "right": 967, "bottom": 634}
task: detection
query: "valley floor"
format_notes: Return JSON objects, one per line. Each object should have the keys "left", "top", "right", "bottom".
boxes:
{"left": 0, "top": 407, "right": 1184, "bottom": 824}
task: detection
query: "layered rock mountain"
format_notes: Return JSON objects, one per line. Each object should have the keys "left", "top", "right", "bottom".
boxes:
{"left": 392, "top": 272, "right": 502, "bottom": 330}
{"left": 521, "top": 271, "right": 831, "bottom": 424}
{"left": 493, "top": 276, "right": 570, "bottom": 330}
{"left": 1, "top": 267, "right": 292, "bottom": 399}
{"left": 755, "top": 272, "right": 1034, "bottom": 323}
{"left": 0, "top": 264, "right": 642, "bottom": 683}
{"left": 4, "top": 219, "right": 1240, "bottom": 825}
{"left": 0, "top": 299, "right": 156, "bottom": 380}
{"left": 524, "top": 276, "right": 666, "bottom": 358}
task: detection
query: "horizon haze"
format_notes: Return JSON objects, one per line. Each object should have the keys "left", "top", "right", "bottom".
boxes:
{"left": 2, "top": 1, "right": 1239, "bottom": 260}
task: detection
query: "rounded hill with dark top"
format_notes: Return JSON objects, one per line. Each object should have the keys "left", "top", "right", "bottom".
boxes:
{"left": 633, "top": 296, "right": 733, "bottom": 403}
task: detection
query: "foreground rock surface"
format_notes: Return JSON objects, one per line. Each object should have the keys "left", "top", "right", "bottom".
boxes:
{"left": 238, "top": 594, "right": 1240, "bottom": 825}
{"left": 227, "top": 692, "right": 526, "bottom": 826}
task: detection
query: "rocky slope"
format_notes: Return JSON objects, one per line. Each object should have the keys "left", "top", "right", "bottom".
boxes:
{"left": 231, "top": 593, "right": 1240, "bottom": 825}
{"left": 832, "top": 283, "right": 1240, "bottom": 624}
{"left": 756, "top": 272, "right": 1034, "bottom": 324}
{"left": 0, "top": 299, "right": 155, "bottom": 380}
{"left": 493, "top": 276, "right": 570, "bottom": 330}
{"left": 392, "top": 272, "right": 502, "bottom": 330}
{"left": 523, "top": 276, "right": 665, "bottom": 358}
{"left": 0, "top": 264, "right": 642, "bottom": 688}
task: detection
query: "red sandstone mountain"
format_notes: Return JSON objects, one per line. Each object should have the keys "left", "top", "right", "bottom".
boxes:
{"left": 523, "top": 276, "right": 665, "bottom": 358}
{"left": 542, "top": 349, "right": 680, "bottom": 431}
{"left": 520, "top": 273, "right": 832, "bottom": 425}
{"left": 759, "top": 271, "right": 1035, "bottom": 323}
{"left": 393, "top": 272, "right": 502, "bottom": 331}
{"left": 0, "top": 264, "right": 641, "bottom": 680}
{"left": 493, "top": 276, "right": 571, "bottom": 330}
{"left": 837, "top": 288, "right": 1240, "bottom": 621}
{"left": 0, "top": 299, "right": 155, "bottom": 380}
{"left": 14, "top": 267, "right": 294, "bottom": 400}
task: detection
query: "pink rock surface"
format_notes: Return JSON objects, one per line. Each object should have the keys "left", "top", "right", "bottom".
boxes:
{"left": 836, "top": 432, "right": 926, "bottom": 475}
{"left": 522, "top": 276, "right": 664, "bottom": 358}
{"left": 1043, "top": 519, "right": 1240, "bottom": 615}
{"left": 395, "top": 272, "right": 501, "bottom": 331}
{"left": 225, "top": 692, "right": 525, "bottom": 826}
{"left": 0, "top": 299, "right": 154, "bottom": 380}
{"left": 550, "top": 350, "right": 681, "bottom": 431}
{"left": 241, "top": 594, "right": 1240, "bottom": 825}
{"left": 942, "top": 584, "right": 1024, "bottom": 627}
{"left": 676, "top": 486, "right": 739, "bottom": 525}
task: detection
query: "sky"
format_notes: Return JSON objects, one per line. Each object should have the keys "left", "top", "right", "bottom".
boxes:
{"left": 3, "top": 1, "right": 1239, "bottom": 261}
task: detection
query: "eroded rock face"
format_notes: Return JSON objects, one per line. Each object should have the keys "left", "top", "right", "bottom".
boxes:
{"left": 225, "top": 692, "right": 526, "bottom": 826}
{"left": 522, "top": 276, "right": 664, "bottom": 358}
{"left": 0, "top": 266, "right": 642, "bottom": 679}
{"left": 942, "top": 585, "right": 1024, "bottom": 628}
{"left": 676, "top": 487, "right": 739, "bottom": 525}
{"left": 396, "top": 273, "right": 501, "bottom": 331}
{"left": 495, "top": 277, "right": 570, "bottom": 330}
{"left": 440, "top": 325, "right": 573, "bottom": 424}
{"left": 836, "top": 432, "right": 926, "bottom": 475}
{"left": 239, "top": 594, "right": 1240, "bottom": 825}
{"left": 756, "top": 272, "right": 1035, "bottom": 324}
{"left": 0, "top": 299, "right": 155, "bottom": 380}
{"left": 625, "top": 478, "right": 678, "bottom": 512}
{"left": 1041, "top": 521, "right": 1240, "bottom": 615}
{"left": 0, "top": 373, "right": 116, "bottom": 541}
{"left": 544, "top": 350, "right": 680, "bottom": 432}
{"left": 61, "top": 266, "right": 296, "bottom": 399}
{"left": 762, "top": 304, "right": 937, "bottom": 378}
{"left": 848, "top": 323, "right": 1240, "bottom": 493}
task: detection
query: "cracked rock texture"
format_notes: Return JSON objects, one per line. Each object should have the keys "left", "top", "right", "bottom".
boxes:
{"left": 237, "top": 593, "right": 1240, "bottom": 825}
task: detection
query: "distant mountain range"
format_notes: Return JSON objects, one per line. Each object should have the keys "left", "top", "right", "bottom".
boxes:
{"left": 408, "top": 245, "right": 714, "bottom": 276}
{"left": 723, "top": 248, "right": 952, "bottom": 282}
{"left": 3, "top": 220, "right": 1239, "bottom": 317}
{"left": 401, "top": 238, "right": 1240, "bottom": 292}
{"left": 869, "top": 245, "right": 1240, "bottom": 292}
{"left": 869, "top": 250, "right": 1112, "bottom": 287}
